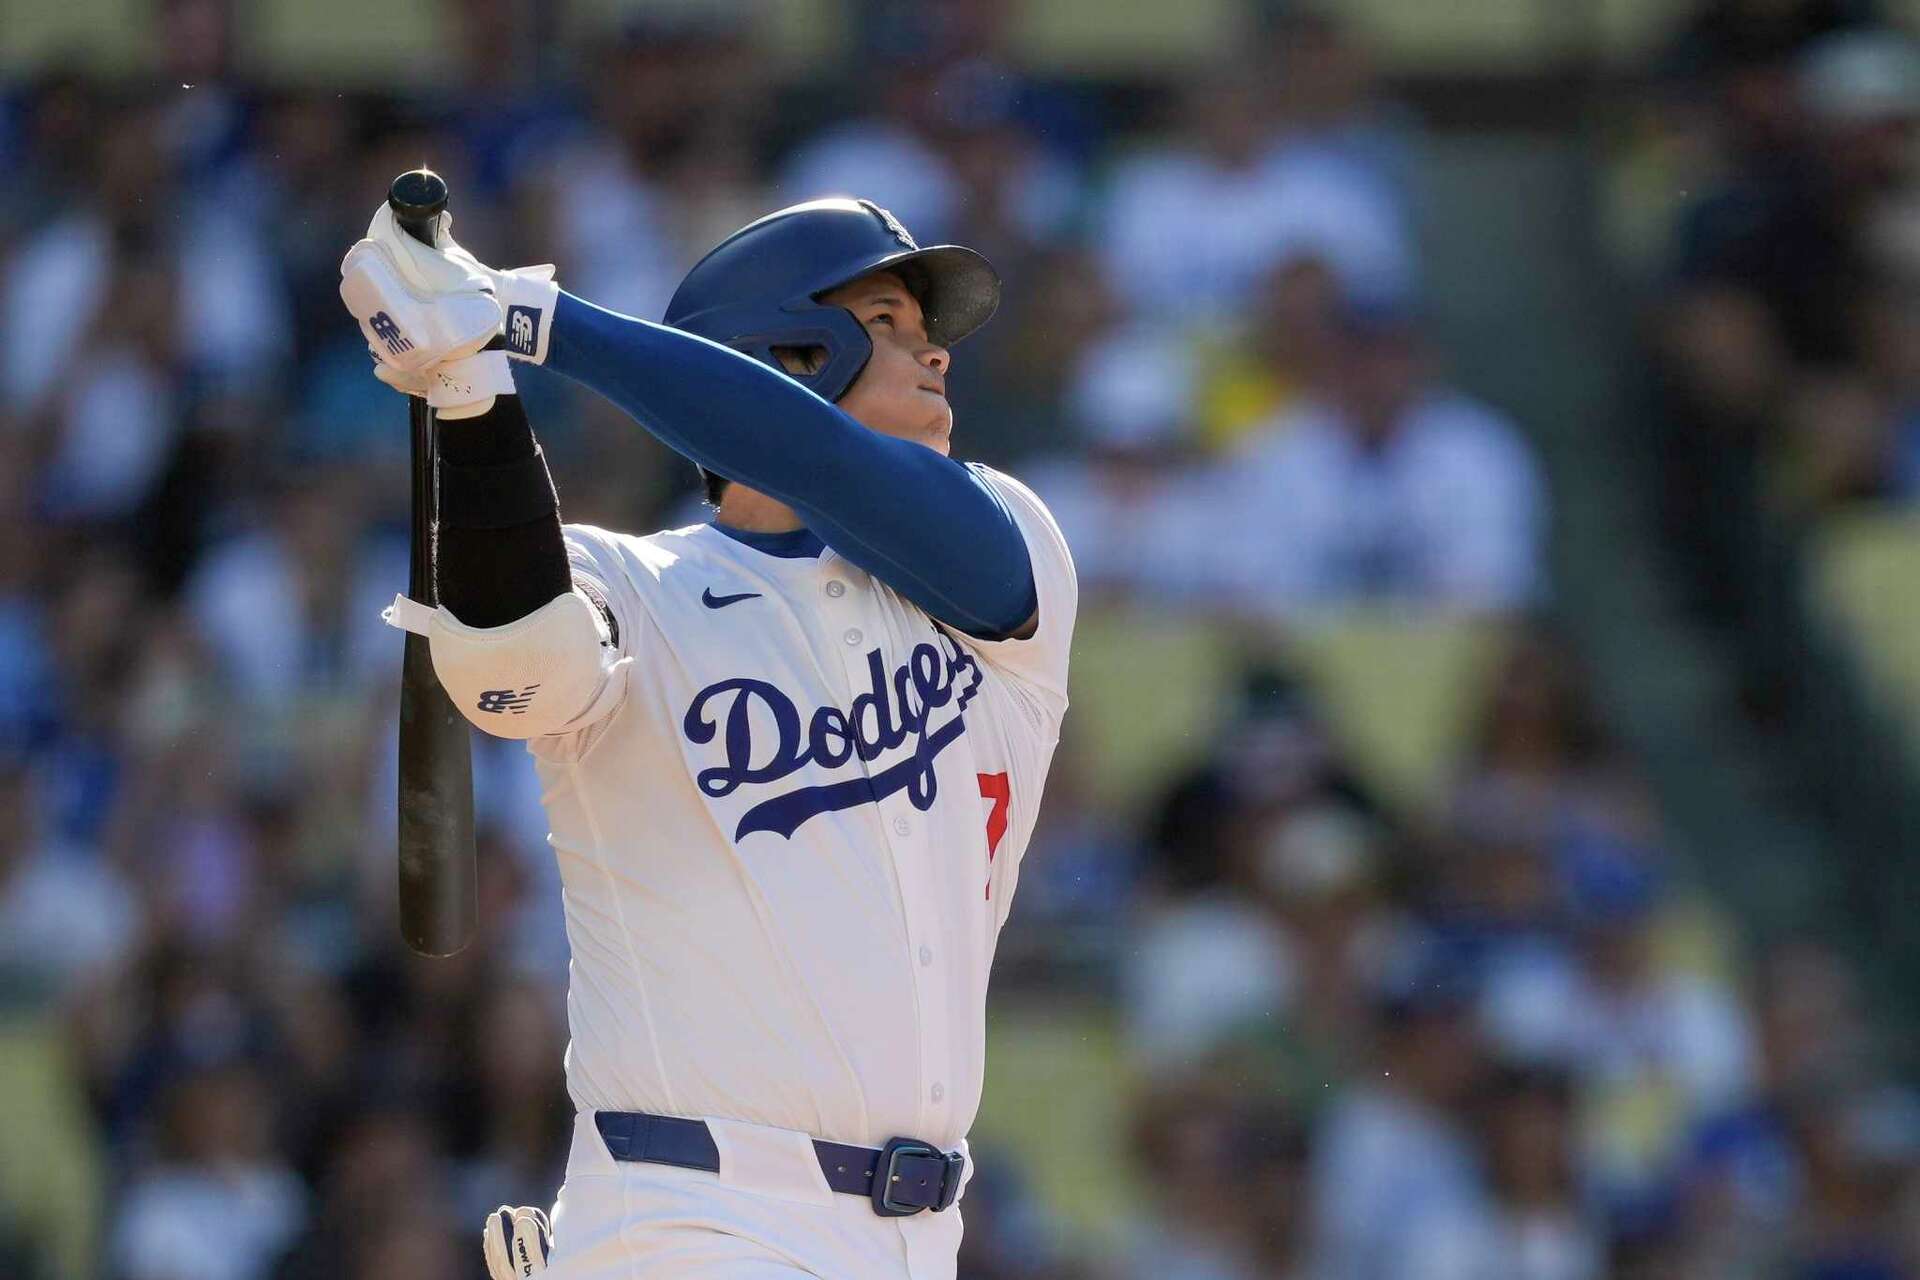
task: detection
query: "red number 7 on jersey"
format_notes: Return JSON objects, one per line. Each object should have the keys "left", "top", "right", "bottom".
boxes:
{"left": 978, "top": 772, "right": 1009, "bottom": 899}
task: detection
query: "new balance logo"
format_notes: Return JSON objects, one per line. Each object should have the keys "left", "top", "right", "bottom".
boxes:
{"left": 368, "top": 311, "right": 412, "bottom": 355}
{"left": 506, "top": 305, "right": 540, "bottom": 356}
{"left": 476, "top": 685, "right": 540, "bottom": 715}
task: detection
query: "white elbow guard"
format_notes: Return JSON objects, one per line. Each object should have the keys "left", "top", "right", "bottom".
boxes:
{"left": 424, "top": 589, "right": 620, "bottom": 739}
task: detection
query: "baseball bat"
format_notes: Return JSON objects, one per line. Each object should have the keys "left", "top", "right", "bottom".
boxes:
{"left": 389, "top": 167, "right": 477, "bottom": 957}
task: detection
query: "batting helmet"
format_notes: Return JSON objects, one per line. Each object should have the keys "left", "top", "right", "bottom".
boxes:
{"left": 666, "top": 199, "right": 999, "bottom": 504}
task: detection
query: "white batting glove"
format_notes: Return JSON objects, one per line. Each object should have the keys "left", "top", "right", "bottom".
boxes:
{"left": 372, "top": 349, "right": 518, "bottom": 419}
{"left": 364, "top": 203, "right": 561, "bottom": 365}
{"left": 339, "top": 237, "right": 501, "bottom": 378}
{"left": 455, "top": 253, "right": 558, "bottom": 367}
{"left": 482, "top": 1204, "right": 551, "bottom": 1278}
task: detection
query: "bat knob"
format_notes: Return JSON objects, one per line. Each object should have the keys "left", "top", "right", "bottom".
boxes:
{"left": 388, "top": 168, "right": 449, "bottom": 247}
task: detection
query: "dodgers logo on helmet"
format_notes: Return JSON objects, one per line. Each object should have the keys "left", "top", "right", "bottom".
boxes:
{"left": 865, "top": 201, "right": 917, "bottom": 250}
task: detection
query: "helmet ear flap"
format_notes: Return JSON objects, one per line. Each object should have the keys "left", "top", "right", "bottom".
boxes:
{"left": 700, "top": 302, "right": 874, "bottom": 403}
{"left": 770, "top": 345, "right": 830, "bottom": 377}
{"left": 683, "top": 300, "right": 874, "bottom": 509}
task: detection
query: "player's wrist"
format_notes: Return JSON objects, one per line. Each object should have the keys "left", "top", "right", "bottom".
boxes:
{"left": 430, "top": 348, "right": 518, "bottom": 418}
{"left": 487, "top": 269, "right": 559, "bottom": 365}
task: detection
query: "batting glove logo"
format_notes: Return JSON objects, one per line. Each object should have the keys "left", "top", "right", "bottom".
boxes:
{"left": 368, "top": 311, "right": 413, "bottom": 355}
{"left": 506, "top": 305, "right": 540, "bottom": 356}
{"left": 483, "top": 1204, "right": 550, "bottom": 1279}
{"left": 476, "top": 685, "right": 541, "bottom": 715}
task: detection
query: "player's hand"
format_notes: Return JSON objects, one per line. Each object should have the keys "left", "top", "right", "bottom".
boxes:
{"left": 482, "top": 1204, "right": 551, "bottom": 1278}
{"left": 339, "top": 234, "right": 501, "bottom": 376}
{"left": 363, "top": 203, "right": 561, "bottom": 365}
{"left": 372, "top": 350, "right": 517, "bottom": 419}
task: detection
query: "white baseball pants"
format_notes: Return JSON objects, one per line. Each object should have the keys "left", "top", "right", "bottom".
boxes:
{"left": 543, "top": 1111, "right": 969, "bottom": 1279}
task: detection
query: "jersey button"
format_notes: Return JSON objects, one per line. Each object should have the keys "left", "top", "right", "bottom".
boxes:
{"left": 843, "top": 628, "right": 863, "bottom": 646}
{"left": 893, "top": 817, "right": 911, "bottom": 836}
{"left": 918, "top": 945, "right": 933, "bottom": 967}
{"left": 824, "top": 580, "right": 846, "bottom": 598}
{"left": 930, "top": 1082, "right": 945, "bottom": 1103}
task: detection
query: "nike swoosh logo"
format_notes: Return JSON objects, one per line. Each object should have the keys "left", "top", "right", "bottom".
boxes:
{"left": 702, "top": 588, "right": 763, "bottom": 610}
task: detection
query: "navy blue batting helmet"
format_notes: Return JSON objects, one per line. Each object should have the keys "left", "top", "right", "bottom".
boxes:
{"left": 665, "top": 197, "right": 1001, "bottom": 406}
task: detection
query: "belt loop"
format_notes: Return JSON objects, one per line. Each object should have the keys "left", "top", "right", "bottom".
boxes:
{"left": 632, "top": 1112, "right": 659, "bottom": 1163}
{"left": 594, "top": 1110, "right": 635, "bottom": 1161}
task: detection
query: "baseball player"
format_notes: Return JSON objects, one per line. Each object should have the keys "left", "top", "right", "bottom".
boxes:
{"left": 338, "top": 196, "right": 1076, "bottom": 1279}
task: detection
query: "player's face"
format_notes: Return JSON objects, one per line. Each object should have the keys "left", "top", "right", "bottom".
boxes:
{"left": 823, "top": 272, "right": 954, "bottom": 454}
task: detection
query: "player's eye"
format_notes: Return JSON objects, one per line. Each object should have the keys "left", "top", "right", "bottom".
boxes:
{"left": 868, "top": 312, "right": 895, "bottom": 327}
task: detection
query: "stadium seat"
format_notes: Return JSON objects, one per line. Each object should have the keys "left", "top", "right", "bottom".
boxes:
{"left": 1806, "top": 511, "right": 1920, "bottom": 755}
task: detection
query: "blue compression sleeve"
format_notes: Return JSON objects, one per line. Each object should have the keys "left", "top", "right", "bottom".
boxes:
{"left": 545, "top": 291, "right": 1037, "bottom": 638}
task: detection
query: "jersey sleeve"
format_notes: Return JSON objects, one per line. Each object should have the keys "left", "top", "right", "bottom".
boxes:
{"left": 564, "top": 522, "right": 642, "bottom": 662}
{"left": 933, "top": 467, "right": 1077, "bottom": 925}
{"left": 935, "top": 465, "right": 1077, "bottom": 720}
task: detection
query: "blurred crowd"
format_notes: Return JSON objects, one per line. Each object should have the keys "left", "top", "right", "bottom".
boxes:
{"left": 1615, "top": 1, "right": 1920, "bottom": 545}
{"left": 0, "top": 1, "right": 1915, "bottom": 1278}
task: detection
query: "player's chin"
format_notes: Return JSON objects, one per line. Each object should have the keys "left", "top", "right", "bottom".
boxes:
{"left": 918, "top": 404, "right": 955, "bottom": 454}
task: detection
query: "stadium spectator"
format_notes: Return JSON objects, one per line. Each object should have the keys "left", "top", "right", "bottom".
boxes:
{"left": 1123, "top": 670, "right": 1383, "bottom": 1073}
{"left": 1309, "top": 952, "right": 1493, "bottom": 1280}
{"left": 1125, "top": 1078, "right": 1307, "bottom": 1280}
{"left": 0, "top": 753, "right": 139, "bottom": 1001}
{"left": 1473, "top": 1063, "right": 1605, "bottom": 1280}
{"left": 1222, "top": 298, "right": 1548, "bottom": 616}
{"left": 184, "top": 474, "right": 404, "bottom": 711}
{"left": 111, "top": 1061, "right": 306, "bottom": 1280}
{"left": 444, "top": 979, "right": 570, "bottom": 1226}
{"left": 1249, "top": 802, "right": 1395, "bottom": 1076}
{"left": 1185, "top": 252, "right": 1349, "bottom": 455}
{"left": 1025, "top": 325, "right": 1225, "bottom": 606}
{"left": 529, "top": 11, "right": 771, "bottom": 323}
{"left": 1564, "top": 852, "right": 1760, "bottom": 1211}
{"left": 1098, "top": 62, "right": 1414, "bottom": 327}
{"left": 1655, "top": 25, "right": 1920, "bottom": 518}
{"left": 1263, "top": 7, "right": 1414, "bottom": 206}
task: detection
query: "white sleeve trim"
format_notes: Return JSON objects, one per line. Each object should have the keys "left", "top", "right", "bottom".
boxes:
{"left": 381, "top": 592, "right": 435, "bottom": 637}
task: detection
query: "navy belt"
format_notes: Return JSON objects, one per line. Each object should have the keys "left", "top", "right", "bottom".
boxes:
{"left": 593, "top": 1110, "right": 964, "bottom": 1218}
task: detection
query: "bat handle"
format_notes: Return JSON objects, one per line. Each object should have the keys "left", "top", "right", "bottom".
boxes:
{"left": 387, "top": 166, "right": 449, "bottom": 618}
{"left": 388, "top": 167, "right": 449, "bottom": 248}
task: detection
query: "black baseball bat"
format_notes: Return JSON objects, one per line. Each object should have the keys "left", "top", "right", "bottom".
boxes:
{"left": 389, "top": 167, "right": 477, "bottom": 957}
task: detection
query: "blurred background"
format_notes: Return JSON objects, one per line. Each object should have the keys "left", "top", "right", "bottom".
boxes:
{"left": 4, "top": 0, "right": 1920, "bottom": 1276}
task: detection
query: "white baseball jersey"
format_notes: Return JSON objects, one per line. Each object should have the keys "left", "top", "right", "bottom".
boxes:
{"left": 527, "top": 464, "right": 1075, "bottom": 1153}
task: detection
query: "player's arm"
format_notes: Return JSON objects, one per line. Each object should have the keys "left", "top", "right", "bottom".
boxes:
{"left": 339, "top": 206, "right": 627, "bottom": 741}
{"left": 537, "top": 291, "right": 1037, "bottom": 641}
{"left": 344, "top": 202, "right": 1033, "bottom": 639}
{"left": 434, "top": 392, "right": 568, "bottom": 626}
{"left": 425, "top": 390, "right": 629, "bottom": 740}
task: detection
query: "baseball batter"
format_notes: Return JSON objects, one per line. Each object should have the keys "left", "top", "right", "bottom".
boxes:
{"left": 338, "top": 197, "right": 1076, "bottom": 1278}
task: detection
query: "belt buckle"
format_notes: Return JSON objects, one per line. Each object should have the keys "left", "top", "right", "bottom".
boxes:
{"left": 872, "top": 1136, "right": 963, "bottom": 1217}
